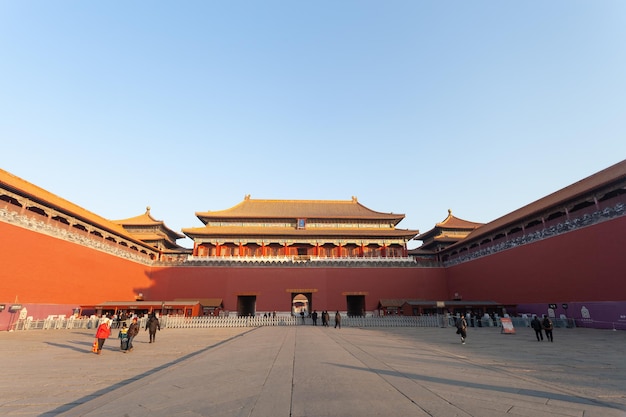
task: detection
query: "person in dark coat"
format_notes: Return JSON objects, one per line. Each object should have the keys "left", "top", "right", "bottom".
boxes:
{"left": 542, "top": 315, "right": 554, "bottom": 342}
{"left": 145, "top": 313, "right": 161, "bottom": 343}
{"left": 531, "top": 315, "right": 543, "bottom": 341}
{"left": 127, "top": 317, "right": 140, "bottom": 351}
{"left": 456, "top": 316, "right": 467, "bottom": 344}
{"left": 334, "top": 311, "right": 341, "bottom": 328}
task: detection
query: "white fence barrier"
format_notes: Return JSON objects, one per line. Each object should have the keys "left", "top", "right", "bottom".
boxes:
{"left": 9, "top": 314, "right": 581, "bottom": 331}
{"left": 10, "top": 315, "right": 446, "bottom": 331}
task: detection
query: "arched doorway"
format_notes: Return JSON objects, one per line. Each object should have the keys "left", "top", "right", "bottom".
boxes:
{"left": 291, "top": 293, "right": 311, "bottom": 316}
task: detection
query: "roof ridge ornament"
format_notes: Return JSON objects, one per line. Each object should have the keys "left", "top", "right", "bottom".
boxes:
{"left": 352, "top": 196, "right": 358, "bottom": 202}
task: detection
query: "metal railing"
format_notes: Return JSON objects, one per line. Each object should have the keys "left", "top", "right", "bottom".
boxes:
{"left": 14, "top": 315, "right": 617, "bottom": 332}
{"left": 10, "top": 315, "right": 445, "bottom": 331}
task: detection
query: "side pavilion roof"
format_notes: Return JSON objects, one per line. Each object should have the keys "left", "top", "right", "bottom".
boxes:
{"left": 415, "top": 209, "right": 483, "bottom": 242}
{"left": 113, "top": 207, "right": 184, "bottom": 239}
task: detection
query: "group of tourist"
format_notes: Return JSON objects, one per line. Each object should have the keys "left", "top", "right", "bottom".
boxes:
{"left": 455, "top": 314, "right": 555, "bottom": 345}
{"left": 306, "top": 310, "right": 342, "bottom": 328}
{"left": 92, "top": 313, "right": 161, "bottom": 355}
{"left": 530, "top": 315, "right": 555, "bottom": 342}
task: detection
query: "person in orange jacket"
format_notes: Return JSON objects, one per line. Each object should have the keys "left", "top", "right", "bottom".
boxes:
{"left": 94, "top": 318, "right": 112, "bottom": 354}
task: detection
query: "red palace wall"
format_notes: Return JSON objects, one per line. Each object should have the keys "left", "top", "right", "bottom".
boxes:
{"left": 445, "top": 216, "right": 626, "bottom": 305}
{"left": 0, "top": 219, "right": 448, "bottom": 321}
{"left": 2, "top": 214, "right": 624, "bottom": 325}
{"left": 0, "top": 221, "right": 150, "bottom": 306}
{"left": 141, "top": 266, "right": 448, "bottom": 314}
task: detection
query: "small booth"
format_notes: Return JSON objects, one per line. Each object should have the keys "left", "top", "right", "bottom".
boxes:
{"left": 87, "top": 300, "right": 202, "bottom": 318}
{"left": 175, "top": 298, "right": 224, "bottom": 316}
{"left": 377, "top": 299, "right": 406, "bottom": 316}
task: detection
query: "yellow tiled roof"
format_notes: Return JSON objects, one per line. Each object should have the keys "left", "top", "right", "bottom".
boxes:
{"left": 0, "top": 168, "right": 155, "bottom": 250}
{"left": 458, "top": 158, "right": 626, "bottom": 244}
{"left": 114, "top": 208, "right": 162, "bottom": 226}
{"left": 436, "top": 209, "right": 484, "bottom": 229}
{"left": 113, "top": 207, "right": 184, "bottom": 239}
{"left": 195, "top": 196, "right": 405, "bottom": 224}
{"left": 126, "top": 232, "right": 168, "bottom": 241}
{"left": 415, "top": 209, "right": 482, "bottom": 243}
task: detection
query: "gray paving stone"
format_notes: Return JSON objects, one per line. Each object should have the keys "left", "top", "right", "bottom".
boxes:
{"left": 0, "top": 325, "right": 624, "bottom": 416}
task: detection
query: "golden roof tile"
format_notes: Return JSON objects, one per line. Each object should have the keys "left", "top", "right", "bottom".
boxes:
{"left": 0, "top": 168, "right": 155, "bottom": 250}
{"left": 113, "top": 207, "right": 184, "bottom": 239}
{"left": 195, "top": 196, "right": 405, "bottom": 224}
{"left": 458, "top": 159, "right": 626, "bottom": 244}
{"left": 436, "top": 209, "right": 484, "bottom": 229}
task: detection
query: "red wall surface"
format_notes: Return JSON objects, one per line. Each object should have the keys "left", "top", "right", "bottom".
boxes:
{"left": 0, "top": 221, "right": 150, "bottom": 305}
{"left": 2, "top": 215, "right": 624, "bottom": 323}
{"left": 445, "top": 216, "right": 626, "bottom": 305}
{"left": 0, "top": 220, "right": 448, "bottom": 317}
{"left": 141, "top": 266, "right": 448, "bottom": 313}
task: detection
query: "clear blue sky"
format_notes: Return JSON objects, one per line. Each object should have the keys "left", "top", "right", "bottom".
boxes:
{"left": 1, "top": 1, "right": 625, "bottom": 249}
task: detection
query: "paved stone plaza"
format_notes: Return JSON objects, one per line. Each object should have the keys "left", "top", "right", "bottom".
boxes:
{"left": 0, "top": 325, "right": 625, "bottom": 416}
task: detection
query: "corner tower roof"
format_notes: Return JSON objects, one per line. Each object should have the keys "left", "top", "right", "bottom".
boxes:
{"left": 413, "top": 209, "right": 483, "bottom": 252}
{"left": 415, "top": 209, "right": 483, "bottom": 243}
{"left": 113, "top": 207, "right": 185, "bottom": 250}
{"left": 113, "top": 207, "right": 184, "bottom": 239}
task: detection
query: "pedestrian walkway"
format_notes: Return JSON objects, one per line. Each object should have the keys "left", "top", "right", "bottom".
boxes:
{"left": 0, "top": 325, "right": 625, "bottom": 416}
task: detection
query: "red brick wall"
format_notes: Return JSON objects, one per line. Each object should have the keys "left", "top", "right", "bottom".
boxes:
{"left": 2, "top": 214, "right": 624, "bottom": 320}
{"left": 143, "top": 266, "right": 448, "bottom": 313}
{"left": 0, "top": 221, "right": 150, "bottom": 305}
{"left": 445, "top": 216, "right": 626, "bottom": 305}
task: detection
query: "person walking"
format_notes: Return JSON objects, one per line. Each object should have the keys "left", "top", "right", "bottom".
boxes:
{"left": 127, "top": 317, "right": 139, "bottom": 351}
{"left": 531, "top": 315, "right": 544, "bottom": 341}
{"left": 542, "top": 315, "right": 554, "bottom": 342}
{"left": 118, "top": 322, "right": 129, "bottom": 352}
{"left": 94, "top": 318, "right": 112, "bottom": 355}
{"left": 456, "top": 316, "right": 467, "bottom": 344}
{"left": 312, "top": 310, "right": 318, "bottom": 326}
{"left": 334, "top": 311, "right": 341, "bottom": 329}
{"left": 145, "top": 313, "right": 161, "bottom": 343}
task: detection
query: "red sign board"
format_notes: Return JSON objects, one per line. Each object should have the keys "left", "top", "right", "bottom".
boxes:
{"left": 500, "top": 317, "right": 515, "bottom": 334}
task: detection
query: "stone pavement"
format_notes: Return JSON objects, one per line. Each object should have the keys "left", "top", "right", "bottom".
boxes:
{"left": 0, "top": 324, "right": 625, "bottom": 417}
